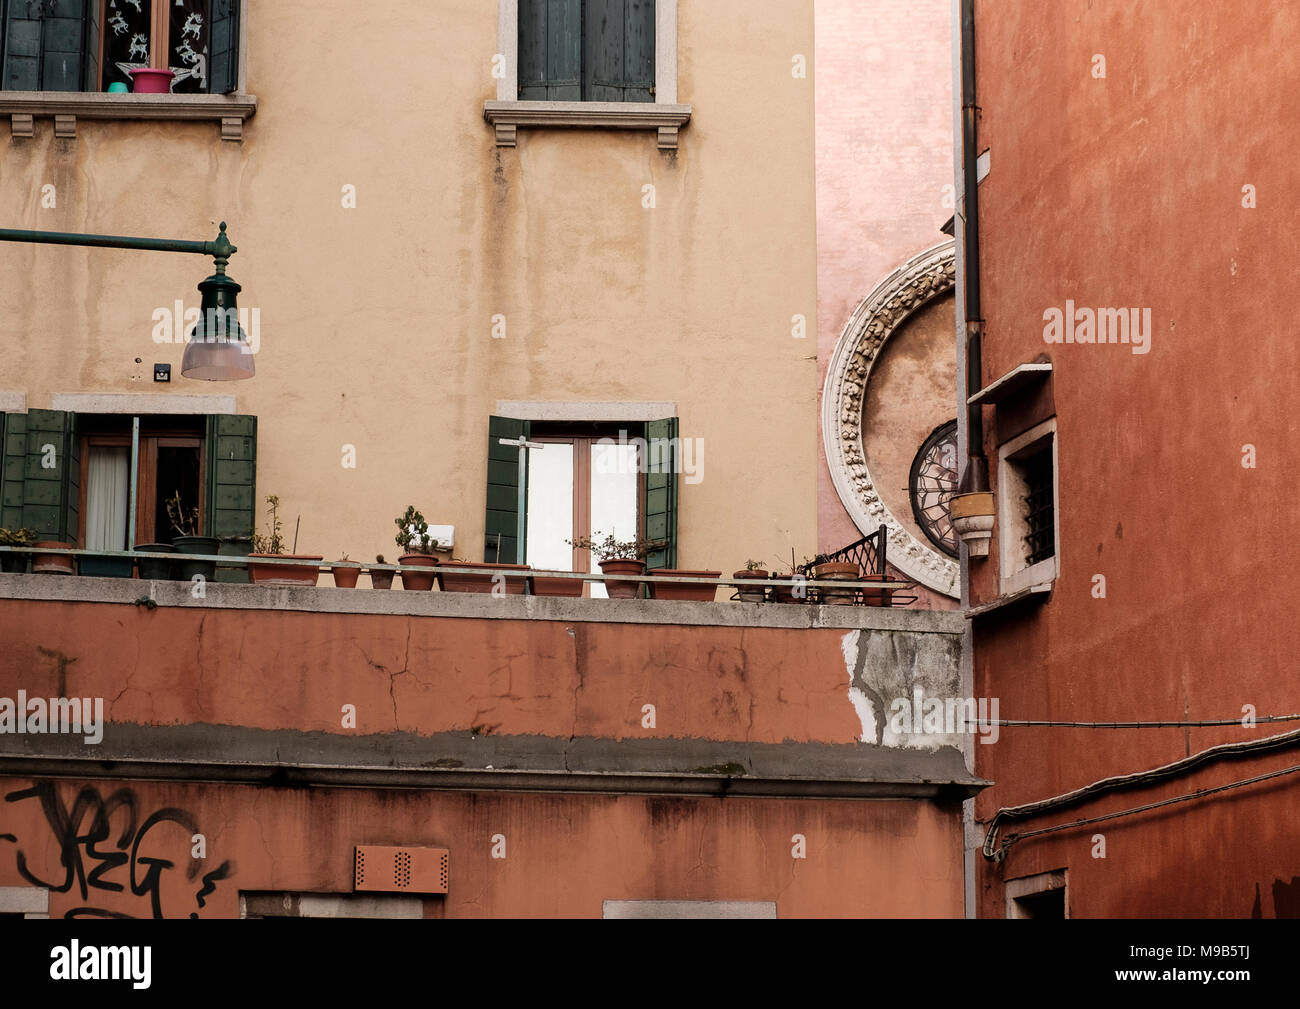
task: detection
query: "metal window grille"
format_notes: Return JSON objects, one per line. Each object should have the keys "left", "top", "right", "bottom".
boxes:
{"left": 1022, "top": 446, "right": 1055, "bottom": 566}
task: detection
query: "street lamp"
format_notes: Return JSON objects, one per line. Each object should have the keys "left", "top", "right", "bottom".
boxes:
{"left": 0, "top": 221, "right": 254, "bottom": 381}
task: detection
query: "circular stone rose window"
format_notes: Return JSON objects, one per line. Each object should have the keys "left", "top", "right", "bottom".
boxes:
{"left": 909, "top": 420, "right": 959, "bottom": 558}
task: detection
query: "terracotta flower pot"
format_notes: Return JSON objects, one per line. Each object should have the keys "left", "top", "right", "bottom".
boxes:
{"left": 813, "top": 561, "right": 860, "bottom": 606}
{"left": 599, "top": 558, "right": 645, "bottom": 599}
{"left": 32, "top": 541, "right": 75, "bottom": 575}
{"left": 439, "top": 562, "right": 529, "bottom": 594}
{"left": 128, "top": 68, "right": 175, "bottom": 94}
{"left": 332, "top": 562, "right": 361, "bottom": 588}
{"left": 398, "top": 554, "right": 438, "bottom": 591}
{"left": 770, "top": 574, "right": 805, "bottom": 604}
{"left": 733, "top": 569, "right": 768, "bottom": 603}
{"left": 531, "top": 572, "right": 584, "bottom": 597}
{"left": 650, "top": 569, "right": 722, "bottom": 602}
{"left": 369, "top": 566, "right": 395, "bottom": 590}
{"left": 248, "top": 554, "right": 322, "bottom": 587}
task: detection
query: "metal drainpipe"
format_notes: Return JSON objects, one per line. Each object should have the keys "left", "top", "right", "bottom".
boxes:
{"left": 958, "top": 0, "right": 988, "bottom": 494}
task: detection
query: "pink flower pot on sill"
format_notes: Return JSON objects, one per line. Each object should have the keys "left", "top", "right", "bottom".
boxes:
{"left": 128, "top": 68, "right": 175, "bottom": 94}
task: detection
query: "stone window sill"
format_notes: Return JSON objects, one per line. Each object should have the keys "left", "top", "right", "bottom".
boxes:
{"left": 0, "top": 91, "right": 258, "bottom": 141}
{"left": 483, "top": 100, "right": 692, "bottom": 150}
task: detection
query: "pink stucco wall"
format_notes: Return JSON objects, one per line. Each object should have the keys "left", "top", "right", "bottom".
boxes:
{"left": 815, "top": 0, "right": 956, "bottom": 607}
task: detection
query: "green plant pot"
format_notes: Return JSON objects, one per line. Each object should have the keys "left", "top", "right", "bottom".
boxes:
{"left": 79, "top": 554, "right": 135, "bottom": 578}
{"left": 172, "top": 536, "right": 220, "bottom": 582}
{"left": 136, "top": 544, "right": 178, "bottom": 580}
{"left": 217, "top": 537, "right": 253, "bottom": 584}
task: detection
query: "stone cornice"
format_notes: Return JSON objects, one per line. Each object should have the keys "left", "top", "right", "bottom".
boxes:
{"left": 0, "top": 91, "right": 258, "bottom": 141}
{"left": 484, "top": 100, "right": 692, "bottom": 149}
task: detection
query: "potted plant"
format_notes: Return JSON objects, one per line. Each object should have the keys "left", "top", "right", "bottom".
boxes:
{"left": 769, "top": 556, "right": 810, "bottom": 604}
{"left": 79, "top": 548, "right": 135, "bottom": 579}
{"left": 332, "top": 552, "right": 361, "bottom": 588}
{"left": 0, "top": 527, "right": 36, "bottom": 574}
{"left": 31, "top": 539, "right": 76, "bottom": 575}
{"left": 167, "top": 491, "right": 221, "bottom": 582}
{"left": 948, "top": 491, "right": 995, "bottom": 557}
{"left": 650, "top": 566, "right": 723, "bottom": 602}
{"left": 530, "top": 569, "right": 585, "bottom": 597}
{"left": 567, "top": 532, "right": 661, "bottom": 600}
{"left": 394, "top": 506, "right": 440, "bottom": 591}
{"left": 369, "top": 554, "right": 394, "bottom": 590}
{"left": 439, "top": 557, "right": 531, "bottom": 594}
{"left": 128, "top": 67, "right": 175, "bottom": 94}
{"left": 733, "top": 559, "right": 768, "bottom": 603}
{"left": 136, "top": 542, "right": 178, "bottom": 581}
{"left": 812, "top": 558, "right": 860, "bottom": 606}
{"left": 247, "top": 495, "right": 323, "bottom": 586}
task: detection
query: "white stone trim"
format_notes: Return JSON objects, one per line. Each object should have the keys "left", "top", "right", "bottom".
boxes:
{"left": 494, "top": 400, "right": 676, "bottom": 422}
{"left": 0, "top": 886, "right": 49, "bottom": 918}
{"left": 997, "top": 417, "right": 1059, "bottom": 597}
{"left": 49, "top": 393, "right": 237, "bottom": 415}
{"left": 0, "top": 391, "right": 27, "bottom": 412}
{"left": 821, "top": 240, "right": 960, "bottom": 597}
{"left": 492, "top": 0, "right": 685, "bottom": 147}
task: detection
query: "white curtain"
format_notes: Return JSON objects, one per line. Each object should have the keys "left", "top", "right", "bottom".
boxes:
{"left": 85, "top": 446, "right": 130, "bottom": 551}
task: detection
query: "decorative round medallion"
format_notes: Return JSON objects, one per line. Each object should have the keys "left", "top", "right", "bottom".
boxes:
{"left": 909, "top": 420, "right": 959, "bottom": 558}
{"left": 821, "top": 240, "right": 960, "bottom": 597}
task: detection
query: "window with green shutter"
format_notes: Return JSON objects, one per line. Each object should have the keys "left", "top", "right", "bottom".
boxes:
{"left": 642, "top": 416, "right": 677, "bottom": 570}
{"left": 204, "top": 414, "right": 256, "bottom": 540}
{"left": 0, "top": 409, "right": 79, "bottom": 541}
{"left": 485, "top": 416, "right": 530, "bottom": 563}
{"left": 519, "top": 0, "right": 654, "bottom": 102}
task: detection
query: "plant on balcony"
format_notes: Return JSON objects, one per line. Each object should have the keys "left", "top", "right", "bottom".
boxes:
{"left": 394, "top": 505, "right": 440, "bottom": 591}
{"left": 769, "top": 553, "right": 811, "bottom": 604}
{"left": 248, "top": 495, "right": 322, "bottom": 587}
{"left": 733, "top": 558, "right": 768, "bottom": 603}
{"left": 167, "top": 490, "right": 220, "bottom": 582}
{"left": 370, "top": 554, "right": 395, "bottom": 591}
{"left": 567, "top": 532, "right": 662, "bottom": 600}
{"left": 0, "top": 526, "right": 36, "bottom": 574}
{"left": 332, "top": 551, "right": 361, "bottom": 589}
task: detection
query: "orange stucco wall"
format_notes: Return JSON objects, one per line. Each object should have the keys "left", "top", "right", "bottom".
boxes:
{"left": 0, "top": 778, "right": 965, "bottom": 918}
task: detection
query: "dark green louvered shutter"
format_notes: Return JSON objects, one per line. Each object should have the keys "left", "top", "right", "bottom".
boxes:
{"left": 518, "top": 0, "right": 581, "bottom": 100}
{"left": 642, "top": 416, "right": 677, "bottom": 570}
{"left": 204, "top": 414, "right": 256, "bottom": 539}
{"left": 2, "top": 0, "right": 43, "bottom": 90}
{"left": 38, "top": 0, "right": 93, "bottom": 91}
{"left": 586, "top": 0, "right": 654, "bottom": 102}
{"left": 209, "top": 0, "right": 240, "bottom": 94}
{"left": 1, "top": 410, "right": 79, "bottom": 541}
{"left": 485, "top": 416, "right": 529, "bottom": 563}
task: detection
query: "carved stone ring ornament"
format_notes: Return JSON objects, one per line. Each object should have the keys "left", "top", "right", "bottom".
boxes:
{"left": 820, "top": 240, "right": 959, "bottom": 597}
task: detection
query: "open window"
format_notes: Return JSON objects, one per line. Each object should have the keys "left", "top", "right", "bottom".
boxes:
{"left": 996, "top": 417, "right": 1059, "bottom": 596}
{"left": 485, "top": 415, "right": 678, "bottom": 594}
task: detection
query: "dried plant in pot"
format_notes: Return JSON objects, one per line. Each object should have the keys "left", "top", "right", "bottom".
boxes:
{"left": 0, "top": 526, "right": 36, "bottom": 574}
{"left": 394, "top": 506, "right": 440, "bottom": 591}
{"left": 568, "top": 532, "right": 662, "bottom": 600}
{"left": 248, "top": 495, "right": 322, "bottom": 587}
{"left": 769, "top": 556, "right": 811, "bottom": 604}
{"left": 167, "top": 491, "right": 220, "bottom": 582}
{"left": 732, "top": 558, "right": 769, "bottom": 603}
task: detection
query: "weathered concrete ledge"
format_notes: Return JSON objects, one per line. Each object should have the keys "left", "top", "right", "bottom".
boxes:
{"left": 0, "top": 573, "right": 966, "bottom": 635}
{"left": 0, "top": 723, "right": 988, "bottom": 800}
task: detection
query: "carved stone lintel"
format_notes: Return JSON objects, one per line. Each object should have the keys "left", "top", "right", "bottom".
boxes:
{"left": 821, "top": 240, "right": 961, "bottom": 597}
{"left": 220, "top": 116, "right": 243, "bottom": 142}
{"left": 53, "top": 114, "right": 76, "bottom": 138}
{"left": 10, "top": 113, "right": 33, "bottom": 138}
{"left": 494, "top": 122, "right": 518, "bottom": 147}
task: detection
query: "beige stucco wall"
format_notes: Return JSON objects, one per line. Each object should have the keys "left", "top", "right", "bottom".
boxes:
{"left": 0, "top": 0, "right": 818, "bottom": 572}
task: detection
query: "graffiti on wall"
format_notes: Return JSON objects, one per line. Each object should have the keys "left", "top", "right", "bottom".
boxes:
{"left": 0, "top": 782, "right": 233, "bottom": 919}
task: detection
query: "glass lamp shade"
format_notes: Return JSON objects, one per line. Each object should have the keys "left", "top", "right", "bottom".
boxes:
{"left": 180, "top": 272, "right": 256, "bottom": 381}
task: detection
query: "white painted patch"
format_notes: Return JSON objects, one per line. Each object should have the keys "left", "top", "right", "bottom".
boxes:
{"left": 841, "top": 630, "right": 875, "bottom": 742}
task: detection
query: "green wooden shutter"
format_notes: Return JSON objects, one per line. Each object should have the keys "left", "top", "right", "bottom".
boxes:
{"left": 518, "top": 0, "right": 581, "bottom": 100}
{"left": 209, "top": 0, "right": 240, "bottom": 94}
{"left": 204, "top": 414, "right": 257, "bottom": 539}
{"left": 485, "top": 416, "right": 529, "bottom": 563}
{"left": 38, "top": 0, "right": 92, "bottom": 91}
{"left": 2, "top": 1, "right": 44, "bottom": 90}
{"left": 642, "top": 416, "right": 677, "bottom": 570}
{"left": 585, "top": 0, "right": 654, "bottom": 102}
{"left": 5, "top": 410, "right": 79, "bottom": 541}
